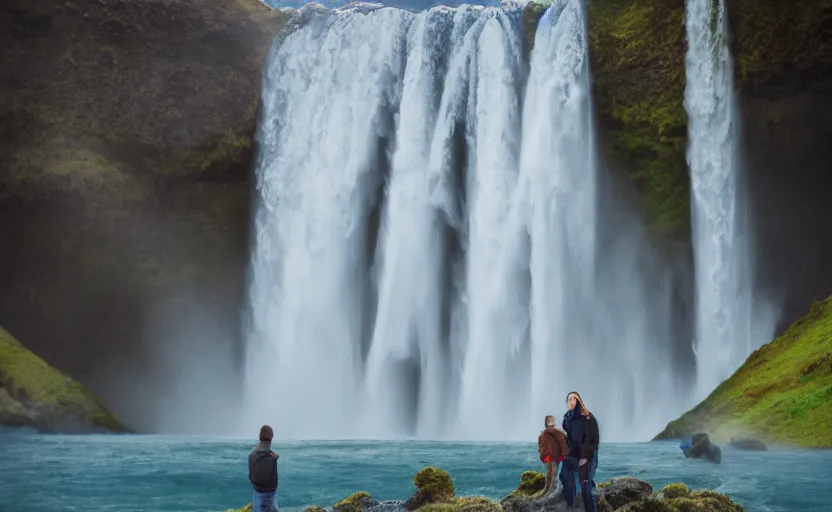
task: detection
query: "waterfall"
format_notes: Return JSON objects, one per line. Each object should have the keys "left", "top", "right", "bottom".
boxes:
{"left": 241, "top": 0, "right": 685, "bottom": 441}
{"left": 684, "top": 0, "right": 774, "bottom": 402}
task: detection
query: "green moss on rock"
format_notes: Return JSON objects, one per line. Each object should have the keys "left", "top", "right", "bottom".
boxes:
{"left": 0, "top": 327, "right": 126, "bottom": 432}
{"left": 406, "top": 467, "right": 456, "bottom": 509}
{"left": 304, "top": 507, "right": 327, "bottom": 512}
{"left": 454, "top": 496, "right": 502, "bottom": 512}
{"left": 654, "top": 296, "right": 832, "bottom": 447}
{"left": 509, "top": 470, "right": 546, "bottom": 498}
{"left": 334, "top": 491, "right": 378, "bottom": 512}
{"left": 588, "top": 0, "right": 690, "bottom": 240}
{"left": 656, "top": 482, "right": 690, "bottom": 500}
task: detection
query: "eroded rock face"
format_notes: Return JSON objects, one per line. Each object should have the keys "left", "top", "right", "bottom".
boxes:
{"left": 0, "top": 0, "right": 289, "bottom": 432}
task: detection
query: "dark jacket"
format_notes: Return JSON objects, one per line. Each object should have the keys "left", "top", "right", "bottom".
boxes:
{"left": 562, "top": 406, "right": 600, "bottom": 462}
{"left": 248, "top": 441, "right": 279, "bottom": 493}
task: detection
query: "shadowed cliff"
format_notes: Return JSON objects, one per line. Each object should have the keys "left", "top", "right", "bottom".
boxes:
{"left": 0, "top": 0, "right": 289, "bottom": 433}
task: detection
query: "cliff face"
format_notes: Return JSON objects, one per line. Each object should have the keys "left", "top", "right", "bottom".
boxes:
{"left": 0, "top": 0, "right": 289, "bottom": 431}
{"left": 585, "top": 0, "right": 832, "bottom": 333}
{"left": 728, "top": 0, "right": 832, "bottom": 332}
{"left": 587, "top": 0, "right": 690, "bottom": 242}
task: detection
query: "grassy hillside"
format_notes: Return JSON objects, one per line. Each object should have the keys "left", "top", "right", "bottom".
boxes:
{"left": 654, "top": 296, "right": 832, "bottom": 447}
{"left": 0, "top": 327, "right": 126, "bottom": 432}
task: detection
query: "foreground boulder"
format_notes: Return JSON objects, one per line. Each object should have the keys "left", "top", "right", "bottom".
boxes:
{"left": 0, "top": 327, "right": 126, "bottom": 432}
{"left": 228, "top": 466, "right": 746, "bottom": 512}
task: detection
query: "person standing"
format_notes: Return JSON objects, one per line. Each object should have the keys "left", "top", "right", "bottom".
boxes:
{"left": 558, "top": 392, "right": 599, "bottom": 511}
{"left": 538, "top": 415, "right": 568, "bottom": 495}
{"left": 249, "top": 425, "right": 280, "bottom": 512}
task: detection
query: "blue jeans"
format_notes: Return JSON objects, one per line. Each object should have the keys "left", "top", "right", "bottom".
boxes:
{"left": 252, "top": 490, "right": 278, "bottom": 512}
{"left": 559, "top": 451, "right": 598, "bottom": 512}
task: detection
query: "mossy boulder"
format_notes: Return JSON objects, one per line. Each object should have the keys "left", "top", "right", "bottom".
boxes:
{"left": 0, "top": 327, "right": 126, "bottom": 432}
{"left": 511, "top": 471, "right": 546, "bottom": 498}
{"left": 499, "top": 470, "right": 553, "bottom": 512}
{"left": 587, "top": 0, "right": 689, "bottom": 241}
{"left": 305, "top": 507, "right": 328, "bottom": 512}
{"left": 597, "top": 478, "right": 743, "bottom": 512}
{"left": 654, "top": 296, "right": 832, "bottom": 448}
{"left": 335, "top": 492, "right": 380, "bottom": 512}
{"left": 655, "top": 482, "right": 690, "bottom": 500}
{"left": 405, "top": 467, "right": 456, "bottom": 509}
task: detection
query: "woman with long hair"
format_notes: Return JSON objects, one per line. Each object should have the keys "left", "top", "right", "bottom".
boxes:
{"left": 558, "top": 391, "right": 600, "bottom": 511}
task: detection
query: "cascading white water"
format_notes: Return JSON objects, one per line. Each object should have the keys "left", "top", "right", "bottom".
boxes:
{"left": 241, "top": 0, "right": 686, "bottom": 441}
{"left": 685, "top": 0, "right": 773, "bottom": 401}
{"left": 241, "top": 3, "right": 413, "bottom": 439}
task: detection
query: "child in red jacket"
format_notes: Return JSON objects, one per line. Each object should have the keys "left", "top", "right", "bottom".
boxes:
{"left": 538, "top": 415, "right": 568, "bottom": 494}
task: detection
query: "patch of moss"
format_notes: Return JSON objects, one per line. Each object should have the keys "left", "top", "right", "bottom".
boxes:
{"left": 304, "top": 507, "right": 326, "bottom": 512}
{"left": 654, "top": 296, "right": 832, "bottom": 447}
{"left": 0, "top": 327, "right": 126, "bottom": 432}
{"left": 454, "top": 496, "right": 502, "bottom": 512}
{"left": 503, "top": 470, "right": 546, "bottom": 500}
{"left": 732, "top": 0, "right": 832, "bottom": 87}
{"left": 225, "top": 505, "right": 251, "bottom": 512}
{"left": 656, "top": 482, "right": 690, "bottom": 500}
{"left": 6, "top": 142, "right": 147, "bottom": 204}
{"left": 334, "top": 491, "right": 377, "bottom": 512}
{"left": 588, "top": 0, "right": 690, "bottom": 240}
{"left": 406, "top": 466, "right": 456, "bottom": 509}
{"left": 418, "top": 495, "right": 501, "bottom": 512}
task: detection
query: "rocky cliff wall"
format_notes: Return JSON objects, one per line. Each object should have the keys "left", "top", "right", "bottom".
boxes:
{"left": 0, "top": 0, "right": 289, "bottom": 432}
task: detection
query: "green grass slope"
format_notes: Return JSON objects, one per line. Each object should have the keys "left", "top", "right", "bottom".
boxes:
{"left": 654, "top": 296, "right": 832, "bottom": 447}
{"left": 0, "top": 327, "right": 126, "bottom": 433}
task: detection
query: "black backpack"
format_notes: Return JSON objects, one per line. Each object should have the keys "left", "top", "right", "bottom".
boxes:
{"left": 249, "top": 450, "right": 279, "bottom": 490}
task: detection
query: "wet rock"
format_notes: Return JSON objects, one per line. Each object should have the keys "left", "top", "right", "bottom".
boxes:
{"left": 596, "top": 477, "right": 652, "bottom": 510}
{"left": 729, "top": 437, "right": 768, "bottom": 451}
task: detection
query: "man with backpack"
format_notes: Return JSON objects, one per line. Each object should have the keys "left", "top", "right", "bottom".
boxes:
{"left": 249, "top": 425, "right": 280, "bottom": 512}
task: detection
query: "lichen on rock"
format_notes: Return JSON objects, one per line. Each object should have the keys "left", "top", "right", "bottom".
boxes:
{"left": 0, "top": 326, "right": 126, "bottom": 432}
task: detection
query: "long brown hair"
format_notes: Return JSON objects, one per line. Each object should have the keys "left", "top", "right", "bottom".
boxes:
{"left": 566, "top": 391, "right": 592, "bottom": 419}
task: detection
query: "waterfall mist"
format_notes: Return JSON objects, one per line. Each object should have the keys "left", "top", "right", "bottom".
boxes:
{"left": 684, "top": 0, "right": 777, "bottom": 402}
{"left": 241, "top": 1, "right": 697, "bottom": 441}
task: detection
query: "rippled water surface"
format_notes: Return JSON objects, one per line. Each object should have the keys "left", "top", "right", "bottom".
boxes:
{"left": 0, "top": 433, "right": 828, "bottom": 512}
